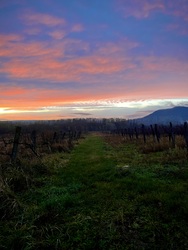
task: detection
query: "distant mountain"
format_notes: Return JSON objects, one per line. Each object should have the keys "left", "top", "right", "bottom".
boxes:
{"left": 136, "top": 106, "right": 188, "bottom": 125}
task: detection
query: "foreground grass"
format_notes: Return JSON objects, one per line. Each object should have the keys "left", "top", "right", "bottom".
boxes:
{"left": 0, "top": 134, "right": 188, "bottom": 249}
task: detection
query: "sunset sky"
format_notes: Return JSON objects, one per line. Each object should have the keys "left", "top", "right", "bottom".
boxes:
{"left": 0, "top": 0, "right": 188, "bottom": 120}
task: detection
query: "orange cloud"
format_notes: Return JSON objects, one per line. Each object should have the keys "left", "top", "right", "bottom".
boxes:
{"left": 1, "top": 86, "right": 114, "bottom": 110}
{"left": 0, "top": 38, "right": 62, "bottom": 58}
{"left": 0, "top": 79, "right": 187, "bottom": 121}
{"left": 0, "top": 110, "right": 65, "bottom": 121}
{"left": 1, "top": 77, "right": 187, "bottom": 110}
{"left": 0, "top": 86, "right": 27, "bottom": 96}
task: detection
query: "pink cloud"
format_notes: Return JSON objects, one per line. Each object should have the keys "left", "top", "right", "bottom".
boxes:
{"left": 116, "top": 0, "right": 188, "bottom": 21}
{"left": 166, "top": 23, "right": 188, "bottom": 35}
{"left": 23, "top": 12, "right": 66, "bottom": 26}
{"left": 0, "top": 35, "right": 90, "bottom": 59}
{"left": 0, "top": 42, "right": 60, "bottom": 58}
{"left": 96, "top": 39, "right": 139, "bottom": 55}
{"left": 0, "top": 86, "right": 27, "bottom": 97}
{"left": 0, "top": 37, "right": 137, "bottom": 81}
{"left": 116, "top": 0, "right": 164, "bottom": 19}
{"left": 1, "top": 36, "right": 188, "bottom": 86}
{"left": 0, "top": 34, "right": 23, "bottom": 44}
{"left": 0, "top": 38, "right": 62, "bottom": 58}
{"left": 168, "top": 0, "right": 188, "bottom": 21}
{"left": 72, "top": 24, "right": 84, "bottom": 32}
{"left": 138, "top": 56, "right": 188, "bottom": 72}
{"left": 24, "top": 27, "right": 41, "bottom": 35}
{"left": 0, "top": 54, "right": 131, "bottom": 82}
{"left": 0, "top": 33, "right": 187, "bottom": 101}
{"left": 48, "top": 30, "right": 67, "bottom": 40}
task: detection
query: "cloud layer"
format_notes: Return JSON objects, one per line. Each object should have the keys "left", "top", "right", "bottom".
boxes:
{"left": 0, "top": 1, "right": 188, "bottom": 120}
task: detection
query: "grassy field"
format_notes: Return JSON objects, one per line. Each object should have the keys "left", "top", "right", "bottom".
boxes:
{"left": 0, "top": 133, "right": 188, "bottom": 249}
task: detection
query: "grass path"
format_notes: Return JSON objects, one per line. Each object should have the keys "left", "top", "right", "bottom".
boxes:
{"left": 59, "top": 134, "right": 129, "bottom": 249}
{"left": 63, "top": 133, "right": 117, "bottom": 194}
{"left": 42, "top": 134, "right": 127, "bottom": 250}
{"left": 1, "top": 133, "right": 187, "bottom": 249}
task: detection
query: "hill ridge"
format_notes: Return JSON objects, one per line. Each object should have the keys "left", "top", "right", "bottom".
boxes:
{"left": 136, "top": 106, "right": 188, "bottom": 125}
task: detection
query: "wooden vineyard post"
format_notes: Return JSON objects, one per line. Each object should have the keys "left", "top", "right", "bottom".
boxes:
{"left": 52, "top": 132, "right": 57, "bottom": 144}
{"left": 169, "top": 122, "right": 175, "bottom": 148}
{"left": 128, "top": 128, "right": 133, "bottom": 140}
{"left": 41, "top": 132, "right": 52, "bottom": 153}
{"left": 31, "top": 130, "right": 37, "bottom": 151}
{"left": 154, "top": 124, "right": 160, "bottom": 143}
{"left": 135, "top": 127, "right": 139, "bottom": 140}
{"left": 68, "top": 130, "right": 74, "bottom": 150}
{"left": 11, "top": 126, "right": 21, "bottom": 162}
{"left": 150, "top": 125, "right": 155, "bottom": 142}
{"left": 183, "top": 122, "right": 188, "bottom": 151}
{"left": 142, "top": 124, "right": 146, "bottom": 143}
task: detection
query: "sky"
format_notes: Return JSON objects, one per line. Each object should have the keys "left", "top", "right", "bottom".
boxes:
{"left": 0, "top": 0, "right": 188, "bottom": 121}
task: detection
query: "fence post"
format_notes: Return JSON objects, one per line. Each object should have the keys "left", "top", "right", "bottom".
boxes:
{"left": 141, "top": 124, "right": 146, "bottom": 143}
{"left": 52, "top": 131, "right": 58, "bottom": 144}
{"left": 11, "top": 126, "right": 21, "bottom": 162}
{"left": 183, "top": 122, "right": 188, "bottom": 150}
{"left": 169, "top": 122, "right": 175, "bottom": 148}
{"left": 154, "top": 124, "right": 160, "bottom": 143}
{"left": 31, "top": 130, "right": 37, "bottom": 151}
{"left": 68, "top": 130, "right": 74, "bottom": 150}
{"left": 134, "top": 127, "right": 139, "bottom": 139}
{"left": 150, "top": 125, "right": 155, "bottom": 142}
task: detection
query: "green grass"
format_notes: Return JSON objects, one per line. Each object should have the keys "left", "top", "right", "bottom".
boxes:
{"left": 0, "top": 134, "right": 188, "bottom": 249}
